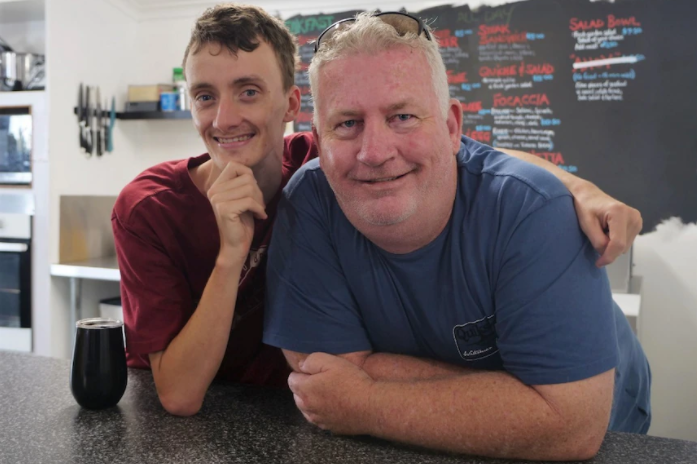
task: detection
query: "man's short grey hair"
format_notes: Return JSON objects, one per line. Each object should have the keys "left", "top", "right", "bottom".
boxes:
{"left": 308, "top": 11, "right": 450, "bottom": 128}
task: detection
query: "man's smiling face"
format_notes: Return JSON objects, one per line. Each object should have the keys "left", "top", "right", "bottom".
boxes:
{"left": 186, "top": 40, "right": 293, "bottom": 171}
{"left": 314, "top": 45, "right": 460, "bottom": 230}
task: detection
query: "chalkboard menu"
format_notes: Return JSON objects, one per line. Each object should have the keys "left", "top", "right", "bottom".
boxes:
{"left": 285, "top": 10, "right": 363, "bottom": 130}
{"left": 285, "top": 0, "right": 697, "bottom": 231}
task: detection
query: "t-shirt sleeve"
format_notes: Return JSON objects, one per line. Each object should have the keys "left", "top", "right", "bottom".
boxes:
{"left": 494, "top": 195, "right": 619, "bottom": 386}
{"left": 283, "top": 132, "right": 318, "bottom": 172}
{"left": 112, "top": 208, "right": 193, "bottom": 357}
{"left": 263, "top": 169, "right": 372, "bottom": 354}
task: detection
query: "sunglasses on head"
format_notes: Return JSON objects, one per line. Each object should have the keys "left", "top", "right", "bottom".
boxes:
{"left": 313, "top": 11, "right": 433, "bottom": 54}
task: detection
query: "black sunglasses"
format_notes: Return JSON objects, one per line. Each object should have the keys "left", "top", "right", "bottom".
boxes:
{"left": 313, "top": 12, "right": 433, "bottom": 54}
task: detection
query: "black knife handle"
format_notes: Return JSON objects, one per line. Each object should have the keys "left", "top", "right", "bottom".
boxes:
{"left": 79, "top": 122, "right": 86, "bottom": 152}
{"left": 86, "top": 128, "right": 92, "bottom": 155}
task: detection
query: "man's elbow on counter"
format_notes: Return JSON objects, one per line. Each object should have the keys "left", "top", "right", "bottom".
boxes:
{"left": 526, "top": 416, "right": 606, "bottom": 461}
{"left": 558, "top": 440, "right": 603, "bottom": 462}
{"left": 553, "top": 427, "right": 605, "bottom": 461}
{"left": 158, "top": 392, "right": 203, "bottom": 417}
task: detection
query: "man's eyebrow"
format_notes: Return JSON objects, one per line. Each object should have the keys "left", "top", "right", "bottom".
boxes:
{"left": 232, "top": 75, "right": 266, "bottom": 86}
{"left": 385, "top": 100, "right": 414, "bottom": 112}
{"left": 326, "top": 103, "right": 418, "bottom": 122}
{"left": 330, "top": 110, "right": 362, "bottom": 119}
{"left": 188, "top": 82, "right": 214, "bottom": 93}
{"left": 324, "top": 100, "right": 420, "bottom": 121}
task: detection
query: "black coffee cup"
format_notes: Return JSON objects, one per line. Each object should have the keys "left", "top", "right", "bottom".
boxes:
{"left": 70, "top": 318, "right": 127, "bottom": 409}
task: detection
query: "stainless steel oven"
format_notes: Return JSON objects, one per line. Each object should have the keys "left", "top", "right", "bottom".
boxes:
{"left": 0, "top": 210, "right": 31, "bottom": 351}
{"left": 0, "top": 106, "right": 32, "bottom": 185}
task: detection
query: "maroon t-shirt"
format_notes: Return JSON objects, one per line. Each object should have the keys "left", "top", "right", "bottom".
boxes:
{"left": 112, "top": 132, "right": 316, "bottom": 387}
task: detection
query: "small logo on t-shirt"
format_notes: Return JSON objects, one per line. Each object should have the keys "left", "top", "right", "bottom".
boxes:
{"left": 453, "top": 314, "right": 498, "bottom": 361}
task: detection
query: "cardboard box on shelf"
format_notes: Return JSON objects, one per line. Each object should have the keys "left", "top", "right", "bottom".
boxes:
{"left": 125, "top": 101, "right": 159, "bottom": 112}
{"left": 127, "top": 84, "right": 175, "bottom": 102}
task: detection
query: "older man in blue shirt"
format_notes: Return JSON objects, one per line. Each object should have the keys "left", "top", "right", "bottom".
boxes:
{"left": 264, "top": 11, "right": 650, "bottom": 461}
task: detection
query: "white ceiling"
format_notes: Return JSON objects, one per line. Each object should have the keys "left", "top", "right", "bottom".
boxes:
{"left": 0, "top": 0, "right": 516, "bottom": 25}
{"left": 106, "top": 0, "right": 461, "bottom": 21}
{"left": 106, "top": 0, "right": 314, "bottom": 21}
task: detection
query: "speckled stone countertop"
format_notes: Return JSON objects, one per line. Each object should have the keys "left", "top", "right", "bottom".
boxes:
{"left": 1, "top": 351, "right": 696, "bottom": 464}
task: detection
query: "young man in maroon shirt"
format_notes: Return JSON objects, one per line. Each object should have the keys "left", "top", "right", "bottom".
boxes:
{"left": 112, "top": 4, "right": 642, "bottom": 416}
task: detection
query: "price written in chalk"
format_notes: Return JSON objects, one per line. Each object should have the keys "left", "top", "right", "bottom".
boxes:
{"left": 533, "top": 75, "right": 554, "bottom": 82}
{"left": 526, "top": 33, "right": 545, "bottom": 40}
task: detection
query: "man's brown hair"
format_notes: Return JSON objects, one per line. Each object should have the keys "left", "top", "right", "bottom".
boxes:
{"left": 183, "top": 3, "right": 298, "bottom": 91}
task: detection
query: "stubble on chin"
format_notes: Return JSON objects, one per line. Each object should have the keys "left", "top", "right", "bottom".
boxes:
{"left": 334, "top": 191, "right": 418, "bottom": 227}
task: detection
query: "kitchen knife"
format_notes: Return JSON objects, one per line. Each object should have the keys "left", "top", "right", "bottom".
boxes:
{"left": 95, "top": 87, "right": 103, "bottom": 157}
{"left": 85, "top": 86, "right": 93, "bottom": 155}
{"left": 78, "top": 83, "right": 86, "bottom": 152}
{"left": 103, "top": 98, "right": 109, "bottom": 155}
{"left": 107, "top": 97, "right": 115, "bottom": 153}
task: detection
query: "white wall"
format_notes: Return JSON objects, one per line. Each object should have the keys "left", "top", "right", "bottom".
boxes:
{"left": 634, "top": 220, "right": 697, "bottom": 442}
{"left": 46, "top": 0, "right": 139, "bottom": 357}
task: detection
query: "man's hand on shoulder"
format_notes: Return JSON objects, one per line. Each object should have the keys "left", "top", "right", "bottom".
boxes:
{"left": 571, "top": 179, "right": 642, "bottom": 267}
{"left": 207, "top": 161, "right": 268, "bottom": 263}
{"left": 497, "top": 147, "right": 642, "bottom": 265}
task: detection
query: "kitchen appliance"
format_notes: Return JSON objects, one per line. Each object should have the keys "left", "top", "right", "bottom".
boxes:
{"left": 0, "top": 203, "right": 32, "bottom": 352}
{"left": 0, "top": 36, "right": 45, "bottom": 92}
{"left": 0, "top": 106, "right": 32, "bottom": 184}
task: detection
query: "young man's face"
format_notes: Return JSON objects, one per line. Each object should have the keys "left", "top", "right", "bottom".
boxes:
{"left": 186, "top": 40, "right": 298, "bottom": 172}
{"left": 313, "top": 45, "right": 462, "bottom": 231}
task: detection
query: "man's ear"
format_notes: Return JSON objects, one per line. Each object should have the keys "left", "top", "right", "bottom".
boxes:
{"left": 283, "top": 85, "right": 301, "bottom": 122}
{"left": 446, "top": 98, "right": 463, "bottom": 154}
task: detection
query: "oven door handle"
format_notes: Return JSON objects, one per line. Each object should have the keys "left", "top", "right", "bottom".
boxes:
{"left": 0, "top": 243, "right": 28, "bottom": 252}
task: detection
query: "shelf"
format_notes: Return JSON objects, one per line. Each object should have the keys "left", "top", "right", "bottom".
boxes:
{"left": 613, "top": 293, "right": 641, "bottom": 318}
{"left": 73, "top": 107, "right": 191, "bottom": 120}
{"left": 51, "top": 256, "right": 121, "bottom": 282}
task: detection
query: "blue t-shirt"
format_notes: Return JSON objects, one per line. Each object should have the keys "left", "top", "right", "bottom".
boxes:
{"left": 264, "top": 135, "right": 651, "bottom": 433}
